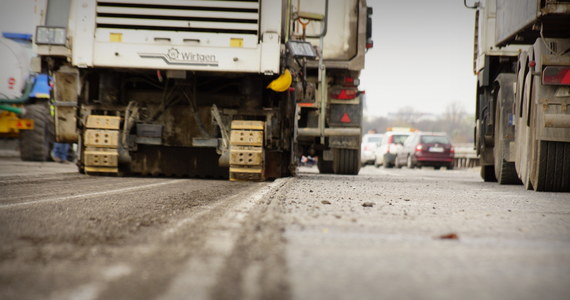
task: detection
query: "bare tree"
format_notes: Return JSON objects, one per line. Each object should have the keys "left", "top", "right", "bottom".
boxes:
{"left": 441, "top": 101, "right": 471, "bottom": 143}
{"left": 363, "top": 102, "right": 474, "bottom": 143}
{"left": 390, "top": 106, "right": 426, "bottom": 128}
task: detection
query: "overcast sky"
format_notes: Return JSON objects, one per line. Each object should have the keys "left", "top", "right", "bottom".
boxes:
{"left": 360, "top": 0, "right": 477, "bottom": 117}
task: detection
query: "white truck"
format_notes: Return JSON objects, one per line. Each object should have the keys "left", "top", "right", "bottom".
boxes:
{"left": 467, "top": 0, "right": 570, "bottom": 191}
{"left": 34, "top": 0, "right": 371, "bottom": 180}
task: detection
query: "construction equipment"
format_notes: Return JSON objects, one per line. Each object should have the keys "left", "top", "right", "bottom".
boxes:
{"left": 34, "top": 0, "right": 371, "bottom": 180}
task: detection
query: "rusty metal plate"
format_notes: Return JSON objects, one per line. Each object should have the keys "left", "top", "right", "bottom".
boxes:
{"left": 84, "top": 129, "right": 119, "bottom": 147}
{"left": 229, "top": 166, "right": 264, "bottom": 182}
{"left": 84, "top": 149, "right": 118, "bottom": 167}
{"left": 86, "top": 115, "right": 121, "bottom": 129}
{"left": 230, "top": 130, "right": 263, "bottom": 146}
{"left": 230, "top": 147, "right": 263, "bottom": 165}
{"left": 231, "top": 120, "right": 264, "bottom": 130}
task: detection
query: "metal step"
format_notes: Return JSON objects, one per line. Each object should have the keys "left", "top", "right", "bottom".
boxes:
{"left": 229, "top": 120, "right": 265, "bottom": 181}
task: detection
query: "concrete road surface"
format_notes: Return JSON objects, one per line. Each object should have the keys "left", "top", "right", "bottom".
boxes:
{"left": 0, "top": 154, "right": 568, "bottom": 300}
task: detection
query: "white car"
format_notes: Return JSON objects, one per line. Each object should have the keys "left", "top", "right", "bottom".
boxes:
{"left": 374, "top": 130, "right": 413, "bottom": 168}
{"left": 360, "top": 133, "right": 384, "bottom": 165}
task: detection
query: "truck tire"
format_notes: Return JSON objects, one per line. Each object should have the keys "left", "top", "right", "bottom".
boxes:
{"left": 480, "top": 165, "right": 497, "bottom": 182}
{"left": 534, "top": 141, "right": 570, "bottom": 192}
{"left": 19, "top": 103, "right": 54, "bottom": 161}
{"left": 333, "top": 148, "right": 360, "bottom": 175}
{"left": 493, "top": 76, "right": 521, "bottom": 185}
{"left": 317, "top": 159, "right": 333, "bottom": 174}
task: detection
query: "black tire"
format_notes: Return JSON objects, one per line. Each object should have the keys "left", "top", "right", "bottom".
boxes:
{"left": 534, "top": 141, "right": 570, "bottom": 192}
{"left": 19, "top": 103, "right": 54, "bottom": 161}
{"left": 447, "top": 163, "right": 454, "bottom": 170}
{"left": 480, "top": 165, "right": 497, "bottom": 182}
{"left": 434, "top": 166, "right": 441, "bottom": 170}
{"left": 317, "top": 158, "right": 334, "bottom": 174}
{"left": 493, "top": 76, "right": 521, "bottom": 185}
{"left": 333, "top": 148, "right": 360, "bottom": 175}
{"left": 383, "top": 155, "right": 393, "bottom": 169}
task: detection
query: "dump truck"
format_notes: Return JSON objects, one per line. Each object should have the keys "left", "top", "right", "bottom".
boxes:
{"left": 467, "top": 0, "right": 570, "bottom": 191}
{"left": 34, "top": 0, "right": 371, "bottom": 180}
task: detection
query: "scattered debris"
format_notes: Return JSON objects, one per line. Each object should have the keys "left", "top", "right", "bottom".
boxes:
{"left": 436, "top": 233, "right": 459, "bottom": 240}
{"left": 362, "top": 202, "right": 375, "bottom": 207}
{"left": 321, "top": 200, "right": 331, "bottom": 205}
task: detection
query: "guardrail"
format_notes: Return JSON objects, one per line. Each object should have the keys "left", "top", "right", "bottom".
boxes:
{"left": 453, "top": 143, "right": 479, "bottom": 168}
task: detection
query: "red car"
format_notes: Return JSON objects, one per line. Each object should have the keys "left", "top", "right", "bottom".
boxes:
{"left": 395, "top": 132, "right": 454, "bottom": 169}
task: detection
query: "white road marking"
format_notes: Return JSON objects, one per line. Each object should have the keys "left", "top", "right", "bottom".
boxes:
{"left": 0, "top": 180, "right": 181, "bottom": 209}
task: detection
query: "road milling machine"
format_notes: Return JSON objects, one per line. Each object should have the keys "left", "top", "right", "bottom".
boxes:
{"left": 35, "top": 0, "right": 372, "bottom": 180}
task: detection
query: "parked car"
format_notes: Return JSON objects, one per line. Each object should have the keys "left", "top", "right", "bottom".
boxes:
{"left": 361, "top": 133, "right": 383, "bottom": 165}
{"left": 395, "top": 132, "right": 454, "bottom": 169}
{"left": 374, "top": 129, "right": 413, "bottom": 168}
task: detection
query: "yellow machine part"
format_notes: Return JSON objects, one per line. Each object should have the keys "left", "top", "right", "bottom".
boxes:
{"left": 266, "top": 69, "right": 292, "bottom": 92}
{"left": 83, "top": 115, "right": 121, "bottom": 175}
{"left": 0, "top": 110, "right": 33, "bottom": 138}
{"left": 229, "top": 120, "right": 265, "bottom": 181}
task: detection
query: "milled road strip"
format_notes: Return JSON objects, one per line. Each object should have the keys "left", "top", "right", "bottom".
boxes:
{"left": 59, "top": 179, "right": 289, "bottom": 300}
{"left": 0, "top": 179, "right": 181, "bottom": 209}
{"left": 158, "top": 178, "right": 291, "bottom": 300}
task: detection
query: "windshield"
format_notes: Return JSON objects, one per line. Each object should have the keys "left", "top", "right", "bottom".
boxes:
{"left": 391, "top": 134, "right": 409, "bottom": 144}
{"left": 421, "top": 135, "right": 450, "bottom": 144}
{"left": 368, "top": 136, "right": 382, "bottom": 143}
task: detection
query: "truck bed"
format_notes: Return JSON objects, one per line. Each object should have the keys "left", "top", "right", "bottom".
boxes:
{"left": 495, "top": 0, "right": 570, "bottom": 46}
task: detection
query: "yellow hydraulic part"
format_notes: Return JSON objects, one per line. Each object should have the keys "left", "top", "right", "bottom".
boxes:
{"left": 229, "top": 120, "right": 265, "bottom": 181}
{"left": 83, "top": 115, "right": 121, "bottom": 174}
{"left": 266, "top": 69, "right": 292, "bottom": 92}
{"left": 0, "top": 110, "right": 33, "bottom": 138}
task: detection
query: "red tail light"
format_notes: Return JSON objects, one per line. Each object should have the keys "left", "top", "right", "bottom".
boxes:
{"left": 450, "top": 146, "right": 455, "bottom": 154}
{"left": 388, "top": 135, "right": 393, "bottom": 144}
{"left": 542, "top": 66, "right": 570, "bottom": 85}
{"left": 331, "top": 88, "right": 357, "bottom": 100}
{"left": 415, "top": 145, "right": 423, "bottom": 152}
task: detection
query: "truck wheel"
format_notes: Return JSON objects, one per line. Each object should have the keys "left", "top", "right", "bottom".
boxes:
{"left": 480, "top": 165, "right": 497, "bottom": 182}
{"left": 317, "top": 159, "right": 333, "bottom": 174}
{"left": 333, "top": 148, "right": 360, "bottom": 175}
{"left": 19, "top": 103, "right": 54, "bottom": 161}
{"left": 533, "top": 141, "right": 570, "bottom": 192}
{"left": 493, "top": 76, "right": 521, "bottom": 185}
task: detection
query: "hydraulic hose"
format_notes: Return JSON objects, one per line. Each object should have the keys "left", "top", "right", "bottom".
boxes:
{"left": 0, "top": 104, "right": 23, "bottom": 115}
